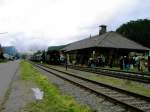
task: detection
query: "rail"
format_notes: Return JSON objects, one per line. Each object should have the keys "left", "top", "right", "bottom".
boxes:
{"left": 31, "top": 62, "right": 150, "bottom": 112}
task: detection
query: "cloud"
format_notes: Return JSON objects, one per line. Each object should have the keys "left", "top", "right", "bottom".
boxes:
{"left": 108, "top": 0, "right": 150, "bottom": 30}
{"left": 0, "top": 0, "right": 150, "bottom": 52}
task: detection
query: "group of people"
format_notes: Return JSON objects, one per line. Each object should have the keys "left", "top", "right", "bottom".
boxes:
{"left": 62, "top": 53, "right": 150, "bottom": 72}
{"left": 87, "top": 54, "right": 150, "bottom": 72}
{"left": 88, "top": 55, "right": 106, "bottom": 68}
{"left": 119, "top": 55, "right": 150, "bottom": 72}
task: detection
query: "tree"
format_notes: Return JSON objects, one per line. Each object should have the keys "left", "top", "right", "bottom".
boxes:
{"left": 41, "top": 50, "right": 46, "bottom": 62}
{"left": 21, "top": 54, "right": 27, "bottom": 59}
{"left": 116, "top": 19, "right": 150, "bottom": 48}
{"left": 34, "top": 50, "right": 42, "bottom": 55}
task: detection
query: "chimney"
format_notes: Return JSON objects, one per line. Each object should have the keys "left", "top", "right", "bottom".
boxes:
{"left": 99, "top": 25, "right": 107, "bottom": 35}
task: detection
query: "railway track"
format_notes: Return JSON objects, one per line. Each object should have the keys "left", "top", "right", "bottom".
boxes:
{"left": 67, "top": 65, "right": 150, "bottom": 83}
{"left": 31, "top": 62, "right": 150, "bottom": 112}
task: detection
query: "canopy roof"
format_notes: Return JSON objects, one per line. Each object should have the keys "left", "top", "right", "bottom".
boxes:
{"left": 62, "top": 31, "right": 149, "bottom": 52}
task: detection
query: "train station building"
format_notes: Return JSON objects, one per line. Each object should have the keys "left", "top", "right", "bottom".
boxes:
{"left": 62, "top": 25, "right": 150, "bottom": 66}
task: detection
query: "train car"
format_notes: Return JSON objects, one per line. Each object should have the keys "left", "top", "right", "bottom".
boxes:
{"left": 30, "top": 53, "right": 42, "bottom": 62}
{"left": 30, "top": 45, "right": 67, "bottom": 64}
{"left": 45, "top": 45, "right": 67, "bottom": 65}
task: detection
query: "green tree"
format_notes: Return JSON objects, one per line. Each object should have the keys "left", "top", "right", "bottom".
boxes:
{"left": 41, "top": 50, "right": 46, "bottom": 62}
{"left": 116, "top": 19, "right": 150, "bottom": 48}
{"left": 34, "top": 50, "right": 42, "bottom": 55}
{"left": 21, "top": 54, "right": 27, "bottom": 59}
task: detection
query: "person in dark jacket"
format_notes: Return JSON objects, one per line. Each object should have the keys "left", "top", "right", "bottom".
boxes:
{"left": 64, "top": 58, "right": 68, "bottom": 70}
{"left": 119, "top": 56, "right": 124, "bottom": 70}
{"left": 109, "top": 58, "right": 113, "bottom": 68}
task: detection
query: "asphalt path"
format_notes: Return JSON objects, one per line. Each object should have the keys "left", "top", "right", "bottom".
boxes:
{"left": 0, "top": 60, "right": 20, "bottom": 105}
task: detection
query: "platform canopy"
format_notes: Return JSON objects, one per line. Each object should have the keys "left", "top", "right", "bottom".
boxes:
{"left": 62, "top": 31, "right": 150, "bottom": 52}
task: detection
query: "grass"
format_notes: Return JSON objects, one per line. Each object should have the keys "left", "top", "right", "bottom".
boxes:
{"left": 21, "top": 61, "right": 91, "bottom": 112}
{"left": 42, "top": 63, "right": 150, "bottom": 97}
{"left": 89, "top": 75, "right": 150, "bottom": 97}
{"left": 103, "top": 66, "right": 150, "bottom": 74}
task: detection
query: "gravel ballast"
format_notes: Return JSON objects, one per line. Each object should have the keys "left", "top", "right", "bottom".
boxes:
{"left": 34, "top": 66, "right": 130, "bottom": 112}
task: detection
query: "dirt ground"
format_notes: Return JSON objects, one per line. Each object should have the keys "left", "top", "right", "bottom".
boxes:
{"left": 1, "top": 69, "right": 37, "bottom": 112}
{"left": 0, "top": 61, "right": 20, "bottom": 106}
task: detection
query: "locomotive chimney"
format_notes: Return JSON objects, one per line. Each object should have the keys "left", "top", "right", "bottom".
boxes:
{"left": 99, "top": 25, "right": 107, "bottom": 35}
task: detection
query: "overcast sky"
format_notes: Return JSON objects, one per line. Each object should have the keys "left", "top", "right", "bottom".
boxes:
{"left": 0, "top": 0, "right": 150, "bottom": 52}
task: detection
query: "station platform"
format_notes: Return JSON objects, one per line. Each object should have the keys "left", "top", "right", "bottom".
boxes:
{"left": 45, "top": 64, "right": 150, "bottom": 97}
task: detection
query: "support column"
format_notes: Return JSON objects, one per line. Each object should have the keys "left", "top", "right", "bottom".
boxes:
{"left": 67, "top": 54, "right": 71, "bottom": 65}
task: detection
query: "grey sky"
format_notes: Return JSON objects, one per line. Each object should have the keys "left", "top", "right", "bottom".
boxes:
{"left": 0, "top": 0, "right": 150, "bottom": 52}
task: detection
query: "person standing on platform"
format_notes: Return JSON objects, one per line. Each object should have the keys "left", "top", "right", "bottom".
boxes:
{"left": 119, "top": 56, "right": 124, "bottom": 70}
{"left": 140, "top": 55, "right": 145, "bottom": 72}
{"left": 110, "top": 58, "right": 113, "bottom": 68}
{"left": 64, "top": 58, "right": 68, "bottom": 70}
{"left": 124, "top": 56, "right": 127, "bottom": 70}
{"left": 135, "top": 55, "right": 140, "bottom": 71}
{"left": 130, "top": 56, "right": 134, "bottom": 70}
